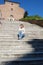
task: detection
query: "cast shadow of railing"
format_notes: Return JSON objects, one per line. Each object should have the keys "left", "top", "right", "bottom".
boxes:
{"left": 3, "top": 39, "right": 43, "bottom": 65}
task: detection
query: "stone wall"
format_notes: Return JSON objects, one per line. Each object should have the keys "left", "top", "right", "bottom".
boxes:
{"left": 28, "top": 20, "right": 43, "bottom": 27}
{"left": 0, "top": 1, "right": 25, "bottom": 20}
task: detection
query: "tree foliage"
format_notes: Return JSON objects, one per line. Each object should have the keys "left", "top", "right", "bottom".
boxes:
{"left": 20, "top": 15, "right": 43, "bottom": 21}
{"left": 24, "top": 11, "right": 28, "bottom": 18}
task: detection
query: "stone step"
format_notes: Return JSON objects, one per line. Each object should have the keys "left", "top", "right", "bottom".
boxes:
{"left": 0, "top": 41, "right": 33, "bottom": 53}
{"left": 0, "top": 52, "right": 43, "bottom": 62}
{"left": 1, "top": 21, "right": 42, "bottom": 31}
{"left": 0, "top": 40, "right": 34, "bottom": 62}
{"left": 0, "top": 20, "right": 43, "bottom": 63}
{"left": 1, "top": 60, "right": 43, "bottom": 65}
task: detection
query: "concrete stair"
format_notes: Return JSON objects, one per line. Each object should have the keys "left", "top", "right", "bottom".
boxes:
{"left": 0, "top": 20, "right": 43, "bottom": 64}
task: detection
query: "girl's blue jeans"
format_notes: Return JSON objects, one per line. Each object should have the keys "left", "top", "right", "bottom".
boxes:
{"left": 18, "top": 31, "right": 25, "bottom": 40}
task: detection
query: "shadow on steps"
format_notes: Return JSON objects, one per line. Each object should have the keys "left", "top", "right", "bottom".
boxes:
{"left": 1, "top": 39, "right": 43, "bottom": 65}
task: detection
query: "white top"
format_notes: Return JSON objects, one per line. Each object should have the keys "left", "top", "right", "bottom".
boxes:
{"left": 19, "top": 27, "right": 25, "bottom": 34}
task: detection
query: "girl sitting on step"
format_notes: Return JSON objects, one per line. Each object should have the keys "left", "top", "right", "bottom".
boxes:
{"left": 18, "top": 24, "right": 25, "bottom": 40}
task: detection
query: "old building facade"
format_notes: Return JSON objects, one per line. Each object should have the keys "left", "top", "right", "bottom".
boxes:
{"left": 0, "top": 0, "right": 25, "bottom": 20}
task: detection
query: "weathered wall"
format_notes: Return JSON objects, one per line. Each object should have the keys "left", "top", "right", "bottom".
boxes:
{"left": 0, "top": 2, "right": 25, "bottom": 20}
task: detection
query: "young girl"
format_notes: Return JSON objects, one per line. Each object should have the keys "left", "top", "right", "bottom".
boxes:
{"left": 18, "top": 24, "right": 25, "bottom": 40}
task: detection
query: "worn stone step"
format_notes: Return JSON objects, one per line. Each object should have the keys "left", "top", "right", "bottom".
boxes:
{"left": 0, "top": 52, "right": 43, "bottom": 62}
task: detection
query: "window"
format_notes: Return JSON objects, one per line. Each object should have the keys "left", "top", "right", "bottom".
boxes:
{"left": 10, "top": 15, "right": 14, "bottom": 17}
{"left": 11, "top": 8, "right": 13, "bottom": 11}
{"left": 9, "top": 15, "right": 14, "bottom": 21}
{"left": 11, "top": 3, "right": 13, "bottom": 5}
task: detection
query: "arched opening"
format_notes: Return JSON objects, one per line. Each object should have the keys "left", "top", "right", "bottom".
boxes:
{"left": 8, "top": 15, "right": 14, "bottom": 21}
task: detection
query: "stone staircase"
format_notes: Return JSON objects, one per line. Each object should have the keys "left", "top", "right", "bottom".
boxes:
{"left": 0, "top": 20, "right": 43, "bottom": 64}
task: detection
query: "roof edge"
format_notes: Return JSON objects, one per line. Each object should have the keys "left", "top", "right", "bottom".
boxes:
{"left": 4, "top": 0, "right": 20, "bottom": 4}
